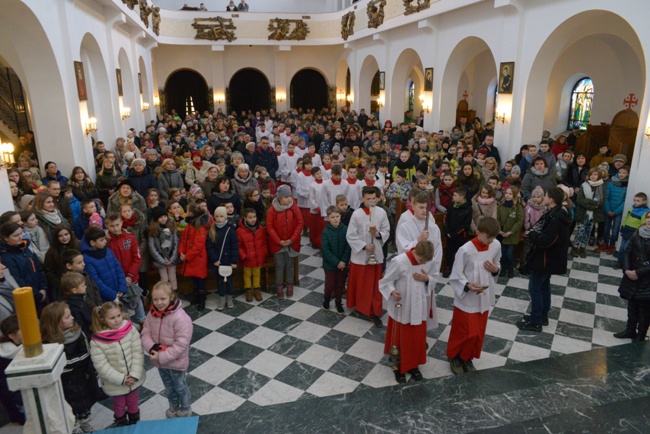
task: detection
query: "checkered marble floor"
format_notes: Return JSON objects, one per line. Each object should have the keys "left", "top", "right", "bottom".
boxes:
{"left": 84, "top": 238, "right": 629, "bottom": 429}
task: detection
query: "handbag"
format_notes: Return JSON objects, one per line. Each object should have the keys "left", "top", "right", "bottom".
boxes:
{"left": 217, "top": 227, "right": 233, "bottom": 282}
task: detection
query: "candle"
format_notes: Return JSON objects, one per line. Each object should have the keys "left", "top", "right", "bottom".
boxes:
{"left": 369, "top": 206, "right": 376, "bottom": 227}
{"left": 12, "top": 287, "right": 43, "bottom": 358}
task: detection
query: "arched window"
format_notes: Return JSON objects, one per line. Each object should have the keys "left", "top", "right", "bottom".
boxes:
{"left": 493, "top": 85, "right": 499, "bottom": 121}
{"left": 568, "top": 77, "right": 594, "bottom": 130}
{"left": 408, "top": 81, "right": 415, "bottom": 112}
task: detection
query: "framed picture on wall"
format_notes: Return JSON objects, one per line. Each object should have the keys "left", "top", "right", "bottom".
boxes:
{"left": 138, "top": 73, "right": 143, "bottom": 94}
{"left": 379, "top": 71, "right": 385, "bottom": 90}
{"left": 74, "top": 61, "right": 87, "bottom": 101}
{"left": 424, "top": 67, "right": 433, "bottom": 91}
{"left": 499, "top": 61, "right": 514, "bottom": 94}
{"left": 116, "top": 69, "right": 123, "bottom": 97}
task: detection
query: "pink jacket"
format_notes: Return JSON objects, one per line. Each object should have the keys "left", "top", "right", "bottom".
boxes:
{"left": 524, "top": 202, "right": 546, "bottom": 231}
{"left": 141, "top": 300, "right": 193, "bottom": 371}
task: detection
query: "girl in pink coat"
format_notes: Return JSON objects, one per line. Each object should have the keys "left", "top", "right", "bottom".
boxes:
{"left": 141, "top": 281, "right": 193, "bottom": 418}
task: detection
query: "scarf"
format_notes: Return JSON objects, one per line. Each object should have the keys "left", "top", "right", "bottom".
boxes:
{"left": 639, "top": 226, "right": 650, "bottom": 239}
{"left": 192, "top": 160, "right": 204, "bottom": 170}
{"left": 611, "top": 176, "right": 628, "bottom": 188}
{"left": 502, "top": 200, "right": 514, "bottom": 208}
{"left": 438, "top": 183, "right": 455, "bottom": 208}
{"left": 272, "top": 197, "right": 294, "bottom": 212}
{"left": 216, "top": 221, "right": 227, "bottom": 228}
{"left": 122, "top": 214, "right": 137, "bottom": 228}
{"left": 477, "top": 196, "right": 495, "bottom": 205}
{"left": 91, "top": 320, "right": 133, "bottom": 343}
{"left": 395, "top": 159, "right": 415, "bottom": 170}
{"left": 530, "top": 167, "right": 549, "bottom": 176}
{"left": 452, "top": 200, "right": 466, "bottom": 209}
{"left": 39, "top": 210, "right": 62, "bottom": 225}
{"left": 159, "top": 227, "right": 173, "bottom": 251}
{"left": 149, "top": 298, "right": 180, "bottom": 318}
{"left": 527, "top": 198, "right": 546, "bottom": 211}
{"left": 63, "top": 327, "right": 82, "bottom": 345}
{"left": 582, "top": 180, "right": 604, "bottom": 221}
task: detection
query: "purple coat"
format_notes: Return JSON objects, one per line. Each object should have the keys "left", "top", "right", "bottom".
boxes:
{"left": 141, "top": 300, "right": 193, "bottom": 371}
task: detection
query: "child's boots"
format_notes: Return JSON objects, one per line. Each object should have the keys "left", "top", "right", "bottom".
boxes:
{"left": 245, "top": 289, "right": 253, "bottom": 302}
{"left": 276, "top": 284, "right": 285, "bottom": 300}
{"left": 253, "top": 288, "right": 263, "bottom": 302}
{"left": 127, "top": 411, "right": 140, "bottom": 425}
{"left": 286, "top": 284, "right": 294, "bottom": 298}
{"left": 109, "top": 414, "right": 129, "bottom": 428}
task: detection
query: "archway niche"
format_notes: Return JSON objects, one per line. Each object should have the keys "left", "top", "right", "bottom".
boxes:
{"left": 389, "top": 48, "right": 425, "bottom": 123}
{"left": 290, "top": 69, "right": 328, "bottom": 112}
{"left": 80, "top": 33, "right": 114, "bottom": 144}
{"left": 164, "top": 69, "right": 209, "bottom": 118}
{"left": 228, "top": 68, "right": 270, "bottom": 114}
{"left": 358, "top": 55, "right": 379, "bottom": 116}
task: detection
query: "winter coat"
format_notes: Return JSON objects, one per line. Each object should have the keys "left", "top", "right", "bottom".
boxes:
{"left": 575, "top": 182, "right": 605, "bottom": 224}
{"left": 266, "top": 201, "right": 304, "bottom": 255}
{"left": 621, "top": 206, "right": 650, "bottom": 240}
{"left": 179, "top": 213, "right": 211, "bottom": 278}
{"left": 73, "top": 213, "right": 105, "bottom": 240}
{"left": 106, "top": 230, "right": 142, "bottom": 283}
{"left": 141, "top": 301, "right": 193, "bottom": 371}
{"left": 70, "top": 184, "right": 100, "bottom": 202}
{"left": 0, "top": 240, "right": 47, "bottom": 304}
{"left": 148, "top": 228, "right": 179, "bottom": 269}
{"left": 80, "top": 238, "right": 127, "bottom": 302}
{"left": 57, "top": 329, "right": 101, "bottom": 415}
{"left": 42, "top": 171, "right": 68, "bottom": 186}
{"left": 253, "top": 147, "right": 279, "bottom": 180}
{"left": 618, "top": 231, "right": 650, "bottom": 301}
{"left": 90, "top": 321, "right": 145, "bottom": 396}
{"left": 207, "top": 223, "right": 239, "bottom": 269}
{"left": 563, "top": 163, "right": 588, "bottom": 189}
{"left": 604, "top": 176, "right": 628, "bottom": 216}
{"left": 127, "top": 166, "right": 159, "bottom": 199}
{"left": 231, "top": 172, "right": 259, "bottom": 202}
{"left": 497, "top": 203, "right": 524, "bottom": 245}
{"left": 35, "top": 209, "right": 68, "bottom": 242}
{"left": 471, "top": 198, "right": 497, "bottom": 233}
{"left": 65, "top": 292, "right": 94, "bottom": 337}
{"left": 207, "top": 191, "right": 242, "bottom": 215}
{"left": 521, "top": 169, "right": 557, "bottom": 201}
{"left": 444, "top": 201, "right": 472, "bottom": 239}
{"left": 95, "top": 169, "right": 119, "bottom": 203}
{"left": 157, "top": 169, "right": 185, "bottom": 199}
{"left": 185, "top": 162, "right": 213, "bottom": 186}
{"left": 525, "top": 205, "right": 570, "bottom": 275}
{"left": 321, "top": 222, "right": 351, "bottom": 271}
{"left": 24, "top": 225, "right": 49, "bottom": 263}
{"left": 0, "top": 270, "right": 18, "bottom": 324}
{"left": 236, "top": 223, "right": 268, "bottom": 268}
{"left": 524, "top": 202, "right": 546, "bottom": 231}
{"left": 107, "top": 191, "right": 147, "bottom": 215}
{"left": 199, "top": 178, "right": 219, "bottom": 199}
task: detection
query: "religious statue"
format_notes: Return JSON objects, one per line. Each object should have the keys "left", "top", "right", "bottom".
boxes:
{"left": 403, "top": 0, "right": 431, "bottom": 15}
{"left": 367, "top": 0, "right": 386, "bottom": 29}
{"left": 192, "top": 17, "right": 237, "bottom": 42}
{"left": 122, "top": 0, "right": 137, "bottom": 10}
{"left": 152, "top": 7, "right": 161, "bottom": 36}
{"left": 139, "top": 0, "right": 152, "bottom": 28}
{"left": 341, "top": 11, "right": 355, "bottom": 41}
{"left": 268, "top": 18, "right": 309, "bottom": 41}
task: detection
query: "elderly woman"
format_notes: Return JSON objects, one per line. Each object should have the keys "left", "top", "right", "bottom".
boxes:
{"left": 199, "top": 165, "right": 220, "bottom": 198}
{"left": 225, "top": 151, "right": 244, "bottom": 179}
{"left": 231, "top": 163, "right": 258, "bottom": 199}
{"left": 243, "top": 142, "right": 256, "bottom": 169}
{"left": 107, "top": 179, "right": 147, "bottom": 214}
{"left": 157, "top": 158, "right": 185, "bottom": 199}
{"left": 185, "top": 151, "right": 213, "bottom": 185}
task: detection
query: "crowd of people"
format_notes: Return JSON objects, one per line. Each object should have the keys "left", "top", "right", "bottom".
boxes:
{"left": 1, "top": 105, "right": 649, "bottom": 430}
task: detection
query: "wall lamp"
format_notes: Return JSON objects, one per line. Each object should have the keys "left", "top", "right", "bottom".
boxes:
{"left": 85, "top": 117, "right": 97, "bottom": 135}
{"left": 1, "top": 143, "right": 15, "bottom": 168}
{"left": 142, "top": 102, "right": 150, "bottom": 112}
{"left": 495, "top": 112, "right": 506, "bottom": 124}
{"left": 121, "top": 107, "right": 131, "bottom": 120}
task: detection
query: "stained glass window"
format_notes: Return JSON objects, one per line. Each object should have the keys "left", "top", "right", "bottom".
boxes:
{"left": 408, "top": 81, "right": 414, "bottom": 112}
{"left": 568, "top": 77, "right": 593, "bottom": 130}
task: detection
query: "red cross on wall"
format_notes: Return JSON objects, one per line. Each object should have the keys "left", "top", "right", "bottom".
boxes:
{"left": 623, "top": 93, "right": 638, "bottom": 110}
{"left": 463, "top": 90, "right": 468, "bottom": 100}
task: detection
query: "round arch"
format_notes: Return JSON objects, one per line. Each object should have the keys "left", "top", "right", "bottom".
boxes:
{"left": 290, "top": 68, "right": 328, "bottom": 111}
{"left": 228, "top": 68, "right": 270, "bottom": 114}
{"left": 358, "top": 55, "right": 380, "bottom": 115}
{"left": 118, "top": 48, "right": 136, "bottom": 125}
{"left": 521, "top": 10, "right": 645, "bottom": 146}
{"left": 389, "top": 48, "right": 424, "bottom": 123}
{"left": 80, "top": 33, "right": 115, "bottom": 143}
{"left": 440, "top": 37, "right": 497, "bottom": 129}
{"left": 164, "top": 68, "right": 209, "bottom": 118}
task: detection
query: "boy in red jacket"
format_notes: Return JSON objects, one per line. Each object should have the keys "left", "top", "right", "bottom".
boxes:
{"left": 105, "top": 212, "right": 146, "bottom": 325}
{"left": 236, "top": 208, "right": 269, "bottom": 302}
{"left": 266, "top": 185, "right": 304, "bottom": 299}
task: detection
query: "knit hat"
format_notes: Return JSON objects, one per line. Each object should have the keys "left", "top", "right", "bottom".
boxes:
{"left": 510, "top": 165, "right": 521, "bottom": 175}
{"left": 214, "top": 207, "right": 227, "bottom": 219}
{"left": 151, "top": 205, "right": 168, "bottom": 221}
{"left": 89, "top": 212, "right": 103, "bottom": 229}
{"left": 276, "top": 184, "right": 292, "bottom": 199}
{"left": 558, "top": 184, "right": 575, "bottom": 198}
{"left": 117, "top": 179, "right": 134, "bottom": 191}
{"left": 477, "top": 148, "right": 488, "bottom": 156}
{"left": 191, "top": 151, "right": 202, "bottom": 159}
{"left": 189, "top": 184, "right": 203, "bottom": 197}
{"left": 131, "top": 158, "right": 146, "bottom": 167}
{"left": 598, "top": 162, "right": 610, "bottom": 173}
{"left": 332, "top": 144, "right": 341, "bottom": 153}
{"left": 531, "top": 186, "right": 544, "bottom": 198}
{"left": 124, "top": 152, "right": 135, "bottom": 161}
{"left": 612, "top": 154, "right": 627, "bottom": 164}
{"left": 419, "top": 138, "right": 428, "bottom": 144}
{"left": 19, "top": 194, "right": 35, "bottom": 210}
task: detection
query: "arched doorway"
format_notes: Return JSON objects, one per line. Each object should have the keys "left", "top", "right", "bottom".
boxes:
{"left": 164, "top": 69, "right": 209, "bottom": 118}
{"left": 290, "top": 69, "right": 328, "bottom": 111}
{"left": 228, "top": 69, "right": 270, "bottom": 114}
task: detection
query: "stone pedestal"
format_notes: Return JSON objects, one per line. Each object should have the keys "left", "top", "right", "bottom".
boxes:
{"left": 6, "top": 343, "right": 75, "bottom": 434}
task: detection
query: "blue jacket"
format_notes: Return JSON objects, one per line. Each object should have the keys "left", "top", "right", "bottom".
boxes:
{"left": 253, "top": 147, "right": 279, "bottom": 180}
{"left": 73, "top": 213, "right": 105, "bottom": 240}
{"left": 80, "top": 238, "right": 127, "bottom": 302}
{"left": 206, "top": 223, "right": 239, "bottom": 268}
{"left": 127, "top": 166, "right": 159, "bottom": 199}
{"left": 604, "top": 176, "right": 628, "bottom": 216}
{"left": 42, "top": 171, "right": 68, "bottom": 186}
{"left": 0, "top": 240, "right": 47, "bottom": 303}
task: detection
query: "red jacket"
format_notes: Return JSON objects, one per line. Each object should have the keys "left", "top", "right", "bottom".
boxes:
{"left": 106, "top": 230, "right": 142, "bottom": 283}
{"left": 266, "top": 202, "right": 304, "bottom": 255}
{"left": 179, "top": 213, "right": 211, "bottom": 278}
{"left": 236, "top": 223, "right": 268, "bottom": 267}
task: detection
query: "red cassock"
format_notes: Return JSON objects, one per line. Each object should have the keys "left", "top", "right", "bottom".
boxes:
{"left": 384, "top": 317, "right": 427, "bottom": 374}
{"left": 346, "top": 262, "right": 383, "bottom": 317}
{"left": 446, "top": 307, "right": 489, "bottom": 361}
{"left": 309, "top": 213, "right": 326, "bottom": 249}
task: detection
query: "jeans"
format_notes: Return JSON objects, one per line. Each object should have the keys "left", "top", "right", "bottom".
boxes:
{"left": 573, "top": 220, "right": 593, "bottom": 248}
{"left": 132, "top": 297, "right": 146, "bottom": 322}
{"left": 216, "top": 272, "right": 233, "bottom": 296}
{"left": 617, "top": 237, "right": 631, "bottom": 263}
{"left": 527, "top": 270, "right": 551, "bottom": 325}
{"left": 603, "top": 213, "right": 623, "bottom": 246}
{"left": 159, "top": 369, "right": 191, "bottom": 412}
{"left": 501, "top": 244, "right": 515, "bottom": 270}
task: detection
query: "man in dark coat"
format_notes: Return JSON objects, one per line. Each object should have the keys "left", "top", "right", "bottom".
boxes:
{"left": 518, "top": 187, "right": 569, "bottom": 331}
{"left": 252, "top": 136, "right": 279, "bottom": 180}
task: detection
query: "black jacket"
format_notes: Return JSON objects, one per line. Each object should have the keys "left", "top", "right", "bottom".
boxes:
{"left": 526, "top": 205, "right": 569, "bottom": 275}
{"left": 618, "top": 232, "right": 650, "bottom": 301}
{"left": 444, "top": 201, "right": 472, "bottom": 239}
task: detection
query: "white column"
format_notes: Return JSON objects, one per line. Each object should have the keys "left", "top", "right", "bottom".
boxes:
{"left": 6, "top": 344, "right": 75, "bottom": 434}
